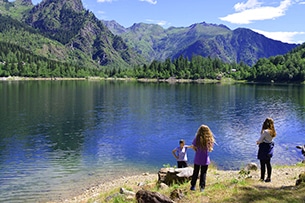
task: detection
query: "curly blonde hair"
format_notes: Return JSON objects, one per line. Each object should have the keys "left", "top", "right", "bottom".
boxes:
{"left": 195, "top": 125, "right": 215, "bottom": 152}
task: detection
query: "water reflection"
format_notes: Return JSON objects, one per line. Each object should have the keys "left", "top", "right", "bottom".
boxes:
{"left": 0, "top": 81, "right": 305, "bottom": 202}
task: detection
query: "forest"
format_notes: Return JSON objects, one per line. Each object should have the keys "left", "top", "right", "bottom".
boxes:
{"left": 1, "top": 41, "right": 305, "bottom": 83}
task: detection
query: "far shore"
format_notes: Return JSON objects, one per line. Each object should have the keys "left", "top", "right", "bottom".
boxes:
{"left": 0, "top": 76, "right": 245, "bottom": 84}
{"left": 2, "top": 76, "right": 304, "bottom": 84}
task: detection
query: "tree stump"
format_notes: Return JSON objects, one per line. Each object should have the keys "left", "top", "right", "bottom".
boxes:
{"left": 158, "top": 167, "right": 193, "bottom": 186}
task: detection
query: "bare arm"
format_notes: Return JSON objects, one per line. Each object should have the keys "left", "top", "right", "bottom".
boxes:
{"left": 189, "top": 145, "right": 197, "bottom": 151}
{"left": 172, "top": 149, "right": 178, "bottom": 159}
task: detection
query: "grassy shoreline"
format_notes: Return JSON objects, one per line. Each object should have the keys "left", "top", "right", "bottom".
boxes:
{"left": 60, "top": 163, "right": 305, "bottom": 203}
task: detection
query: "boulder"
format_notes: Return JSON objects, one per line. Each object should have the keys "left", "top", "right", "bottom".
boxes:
{"left": 296, "top": 172, "right": 305, "bottom": 186}
{"left": 136, "top": 189, "right": 175, "bottom": 203}
{"left": 170, "top": 188, "right": 184, "bottom": 201}
{"left": 120, "top": 187, "right": 136, "bottom": 196}
{"left": 239, "top": 163, "right": 258, "bottom": 179}
{"left": 244, "top": 163, "right": 258, "bottom": 171}
{"left": 158, "top": 167, "right": 193, "bottom": 186}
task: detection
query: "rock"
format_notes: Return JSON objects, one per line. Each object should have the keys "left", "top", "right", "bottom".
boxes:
{"left": 244, "top": 163, "right": 258, "bottom": 171}
{"left": 158, "top": 167, "right": 193, "bottom": 186}
{"left": 238, "top": 163, "right": 257, "bottom": 179}
{"left": 105, "top": 193, "right": 121, "bottom": 202}
{"left": 159, "top": 183, "right": 169, "bottom": 190}
{"left": 170, "top": 188, "right": 184, "bottom": 200}
{"left": 136, "top": 189, "right": 175, "bottom": 203}
{"left": 137, "top": 182, "right": 145, "bottom": 187}
{"left": 105, "top": 188, "right": 135, "bottom": 202}
{"left": 296, "top": 172, "right": 305, "bottom": 186}
{"left": 120, "top": 187, "right": 136, "bottom": 196}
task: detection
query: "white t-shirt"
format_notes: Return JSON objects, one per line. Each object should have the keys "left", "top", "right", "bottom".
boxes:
{"left": 257, "top": 129, "right": 274, "bottom": 143}
{"left": 174, "top": 146, "right": 188, "bottom": 161}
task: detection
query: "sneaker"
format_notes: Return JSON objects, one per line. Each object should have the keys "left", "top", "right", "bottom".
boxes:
{"left": 200, "top": 187, "right": 205, "bottom": 192}
{"left": 265, "top": 178, "right": 271, "bottom": 182}
{"left": 190, "top": 186, "right": 196, "bottom": 191}
{"left": 259, "top": 179, "right": 264, "bottom": 182}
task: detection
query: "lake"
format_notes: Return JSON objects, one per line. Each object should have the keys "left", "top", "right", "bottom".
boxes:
{"left": 0, "top": 80, "right": 305, "bottom": 202}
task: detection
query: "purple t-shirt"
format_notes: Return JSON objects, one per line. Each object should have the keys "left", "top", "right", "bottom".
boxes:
{"left": 192, "top": 138, "right": 210, "bottom": 165}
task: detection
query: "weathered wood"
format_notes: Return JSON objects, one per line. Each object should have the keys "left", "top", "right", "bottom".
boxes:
{"left": 158, "top": 167, "right": 193, "bottom": 186}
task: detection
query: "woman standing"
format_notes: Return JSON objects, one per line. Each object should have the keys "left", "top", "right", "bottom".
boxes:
{"left": 257, "top": 118, "right": 276, "bottom": 182}
{"left": 190, "top": 125, "right": 215, "bottom": 192}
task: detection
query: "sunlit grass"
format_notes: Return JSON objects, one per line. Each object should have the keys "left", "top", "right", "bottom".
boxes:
{"left": 91, "top": 164, "right": 305, "bottom": 203}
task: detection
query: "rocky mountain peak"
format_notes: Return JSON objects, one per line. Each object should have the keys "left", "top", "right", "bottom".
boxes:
{"left": 0, "top": 0, "right": 32, "bottom": 6}
{"left": 17, "top": 0, "right": 32, "bottom": 6}
{"left": 35, "top": 0, "right": 83, "bottom": 13}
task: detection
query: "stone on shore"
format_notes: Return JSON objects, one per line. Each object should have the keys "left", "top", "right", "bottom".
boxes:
{"left": 136, "top": 189, "right": 175, "bottom": 203}
{"left": 296, "top": 172, "right": 305, "bottom": 186}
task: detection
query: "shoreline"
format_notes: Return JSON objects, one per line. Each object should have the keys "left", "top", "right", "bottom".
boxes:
{"left": 55, "top": 163, "right": 305, "bottom": 203}
{"left": 1, "top": 76, "right": 304, "bottom": 85}
{"left": 0, "top": 76, "right": 240, "bottom": 84}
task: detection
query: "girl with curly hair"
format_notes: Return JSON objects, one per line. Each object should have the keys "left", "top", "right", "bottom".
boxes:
{"left": 190, "top": 124, "right": 215, "bottom": 192}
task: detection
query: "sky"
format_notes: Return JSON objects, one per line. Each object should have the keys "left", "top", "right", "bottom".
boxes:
{"left": 30, "top": 0, "right": 305, "bottom": 44}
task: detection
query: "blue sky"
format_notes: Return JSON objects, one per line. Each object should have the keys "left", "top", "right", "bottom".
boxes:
{"left": 31, "top": 0, "right": 305, "bottom": 44}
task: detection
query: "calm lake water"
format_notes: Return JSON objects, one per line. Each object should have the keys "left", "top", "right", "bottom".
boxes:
{"left": 1, "top": 80, "right": 305, "bottom": 202}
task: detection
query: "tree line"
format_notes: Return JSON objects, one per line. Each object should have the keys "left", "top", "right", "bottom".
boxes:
{"left": 1, "top": 40, "right": 305, "bottom": 82}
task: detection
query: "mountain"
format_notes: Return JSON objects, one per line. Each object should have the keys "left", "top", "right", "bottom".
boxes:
{"left": 103, "top": 21, "right": 298, "bottom": 66}
{"left": 23, "top": 0, "right": 145, "bottom": 67}
{"left": 0, "top": 0, "right": 300, "bottom": 70}
{"left": 0, "top": 13, "right": 96, "bottom": 68}
{"left": 0, "top": 0, "right": 144, "bottom": 68}
{"left": 0, "top": 0, "right": 33, "bottom": 20}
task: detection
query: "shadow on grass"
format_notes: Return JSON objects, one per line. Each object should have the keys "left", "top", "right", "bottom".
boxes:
{"left": 231, "top": 184, "right": 305, "bottom": 203}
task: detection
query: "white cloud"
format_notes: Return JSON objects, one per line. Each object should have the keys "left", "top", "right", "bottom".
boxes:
{"left": 97, "top": 0, "right": 113, "bottom": 2}
{"left": 140, "top": 0, "right": 157, "bottom": 5}
{"left": 234, "top": 0, "right": 263, "bottom": 11}
{"left": 146, "top": 19, "right": 169, "bottom": 27}
{"left": 97, "top": 10, "right": 106, "bottom": 14}
{"left": 252, "top": 29, "right": 305, "bottom": 43}
{"left": 295, "top": 0, "right": 305, "bottom": 4}
{"left": 220, "top": 0, "right": 293, "bottom": 24}
{"left": 156, "top": 20, "right": 168, "bottom": 26}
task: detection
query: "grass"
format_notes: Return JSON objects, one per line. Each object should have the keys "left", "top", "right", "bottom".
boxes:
{"left": 84, "top": 164, "right": 305, "bottom": 203}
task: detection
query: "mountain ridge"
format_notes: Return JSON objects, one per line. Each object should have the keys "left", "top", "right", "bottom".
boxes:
{"left": 102, "top": 20, "right": 298, "bottom": 66}
{"left": 0, "top": 0, "right": 300, "bottom": 69}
